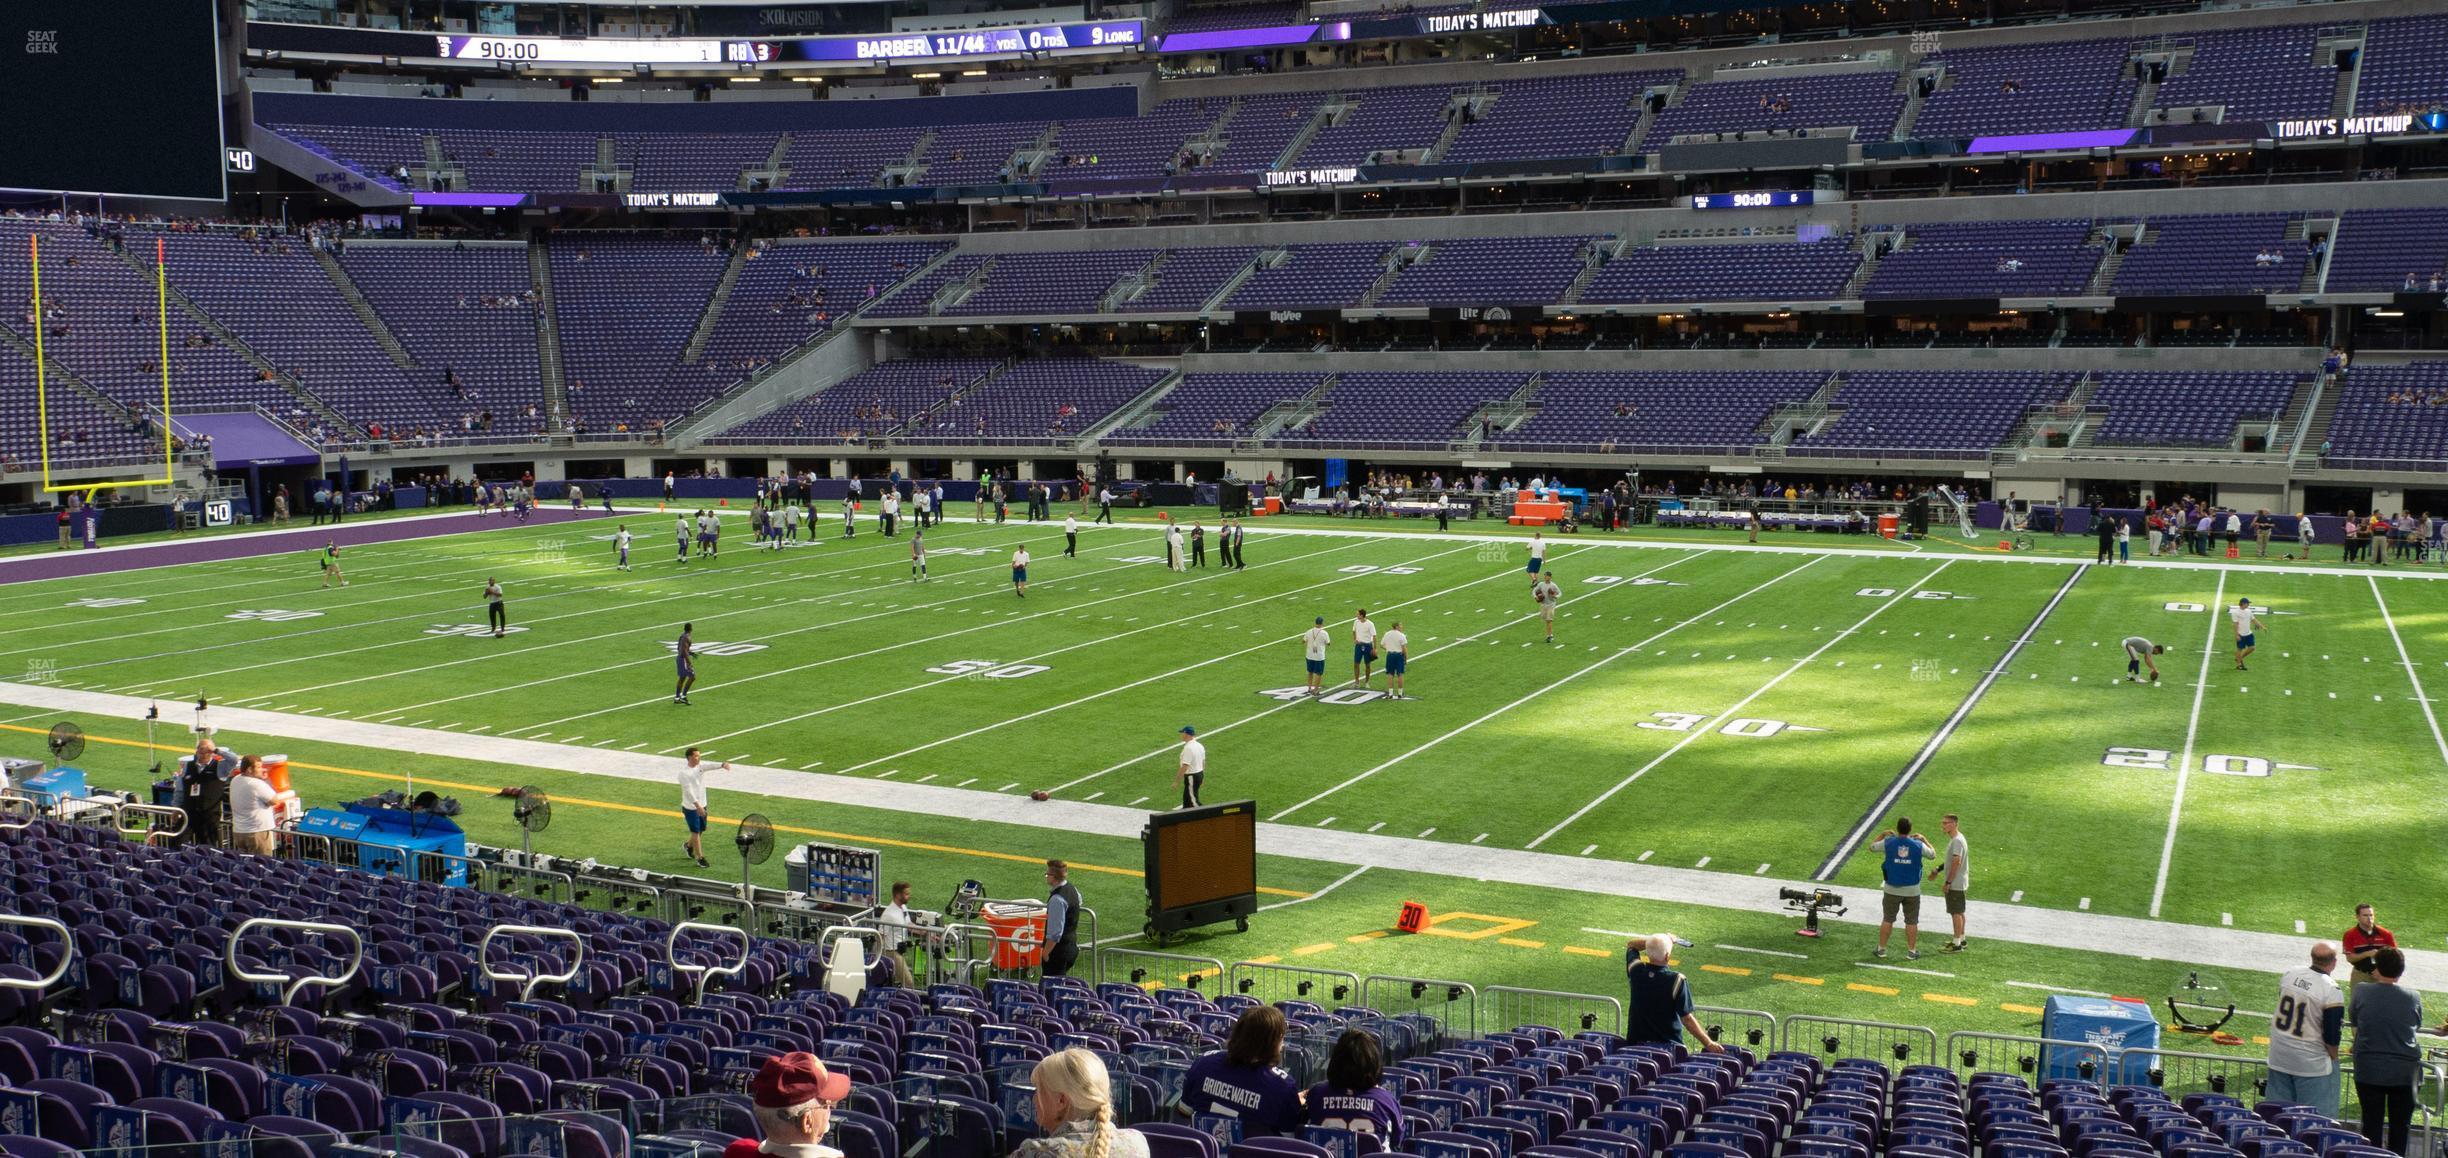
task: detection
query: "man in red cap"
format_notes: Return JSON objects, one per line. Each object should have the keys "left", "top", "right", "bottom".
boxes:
{"left": 724, "top": 1052, "right": 853, "bottom": 1158}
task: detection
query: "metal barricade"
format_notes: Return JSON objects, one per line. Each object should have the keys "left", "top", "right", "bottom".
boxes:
{"left": 1101, "top": 947, "right": 1228, "bottom": 994}
{"left": 755, "top": 901, "right": 850, "bottom": 945}
{"left": 112, "top": 802, "right": 187, "bottom": 845}
{"left": 0, "top": 796, "right": 38, "bottom": 831}
{"left": 479, "top": 924, "right": 585, "bottom": 1001}
{"left": 272, "top": 828, "right": 340, "bottom": 869}
{"left": 0, "top": 914, "right": 69, "bottom": 990}
{"left": 481, "top": 859, "right": 574, "bottom": 904}
{"left": 1782, "top": 1015, "right": 1941, "bottom": 1068}
{"left": 401, "top": 847, "right": 478, "bottom": 889}
{"left": 2416, "top": 1034, "right": 2448, "bottom": 1158}
{"left": 1946, "top": 1031, "right": 2109, "bottom": 1082}
{"left": 1484, "top": 986, "right": 1625, "bottom": 1037}
{"left": 1360, "top": 975, "right": 1478, "bottom": 1047}
{"left": 2121, "top": 1046, "right": 2271, "bottom": 1100}
{"left": 227, "top": 918, "right": 364, "bottom": 1006}
{"left": 933, "top": 921, "right": 1001, "bottom": 988}
{"left": 1694, "top": 1005, "right": 1779, "bottom": 1052}
{"left": 661, "top": 886, "right": 754, "bottom": 932}
{"left": 667, "top": 920, "right": 749, "bottom": 1004}
{"left": 572, "top": 866, "right": 664, "bottom": 917}
{"left": 1228, "top": 961, "right": 1361, "bottom": 1008}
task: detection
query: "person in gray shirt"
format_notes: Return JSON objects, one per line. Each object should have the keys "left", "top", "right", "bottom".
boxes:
{"left": 2347, "top": 948, "right": 2428, "bottom": 1155}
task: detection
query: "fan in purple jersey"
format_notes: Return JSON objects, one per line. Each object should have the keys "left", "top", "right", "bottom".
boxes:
{"left": 1179, "top": 1006, "right": 1305, "bottom": 1141}
{"left": 1305, "top": 1030, "right": 1402, "bottom": 1154}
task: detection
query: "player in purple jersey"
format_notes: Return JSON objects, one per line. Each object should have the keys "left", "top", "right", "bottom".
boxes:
{"left": 1305, "top": 1030, "right": 1402, "bottom": 1154}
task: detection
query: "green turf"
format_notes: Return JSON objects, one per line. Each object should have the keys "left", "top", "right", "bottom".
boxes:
{"left": 5, "top": 508, "right": 2446, "bottom": 1034}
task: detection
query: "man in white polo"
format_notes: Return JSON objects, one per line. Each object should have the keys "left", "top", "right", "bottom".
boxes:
{"left": 1302, "top": 616, "right": 1331, "bottom": 696}
{"left": 1351, "top": 608, "right": 1378, "bottom": 689}
{"left": 1175, "top": 725, "right": 1206, "bottom": 808}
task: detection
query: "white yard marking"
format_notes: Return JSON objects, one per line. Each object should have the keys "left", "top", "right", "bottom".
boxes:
{"left": 1532, "top": 559, "right": 1950, "bottom": 850}
{"left": 1638, "top": 850, "right": 1653, "bottom": 861}
{"left": 2006, "top": 981, "right": 2108, "bottom": 996}
{"left": 1581, "top": 844, "right": 1599, "bottom": 856}
{"left": 1713, "top": 943, "right": 1811, "bottom": 959}
{"left": 1418, "top": 827, "right": 1436, "bottom": 838}
{"left": 1857, "top": 962, "right": 1955, "bottom": 978}
{"left": 1472, "top": 833, "right": 1489, "bottom": 844}
{"left": 2369, "top": 576, "right": 2448, "bottom": 771}
{"left": 1755, "top": 863, "right": 1771, "bottom": 875}
{"left": 2079, "top": 897, "right": 2092, "bottom": 910}
{"left": 2009, "top": 890, "right": 2024, "bottom": 902}
{"left": 2149, "top": 572, "right": 2227, "bottom": 919}
{"left": 1694, "top": 856, "right": 1711, "bottom": 867}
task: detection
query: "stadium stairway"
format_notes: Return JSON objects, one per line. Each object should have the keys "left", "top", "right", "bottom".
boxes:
{"left": 112, "top": 247, "right": 362, "bottom": 441}
{"left": 530, "top": 238, "right": 571, "bottom": 436}
{"left": 309, "top": 248, "right": 418, "bottom": 371}
{"left": 0, "top": 327, "right": 141, "bottom": 433}
{"left": 682, "top": 246, "right": 753, "bottom": 366}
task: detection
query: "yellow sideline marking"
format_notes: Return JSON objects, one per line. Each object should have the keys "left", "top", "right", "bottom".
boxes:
{"left": 1924, "top": 992, "right": 1980, "bottom": 1006}
{"left": 1561, "top": 945, "right": 1610, "bottom": 958}
{"left": 1701, "top": 964, "right": 1753, "bottom": 977}
{"left": 1416, "top": 912, "right": 1536, "bottom": 940}
{"left": 1293, "top": 942, "right": 1338, "bottom": 957}
{"left": 1847, "top": 982, "right": 1899, "bottom": 996}
{"left": 1247, "top": 955, "right": 1283, "bottom": 965}
{"left": 2000, "top": 1002, "right": 2046, "bottom": 1015}
{"left": 1348, "top": 931, "right": 1390, "bottom": 943}
{"left": 1496, "top": 937, "right": 1547, "bottom": 949}
{"left": 0, "top": 723, "right": 1313, "bottom": 896}
{"left": 1774, "top": 973, "right": 1825, "bottom": 986}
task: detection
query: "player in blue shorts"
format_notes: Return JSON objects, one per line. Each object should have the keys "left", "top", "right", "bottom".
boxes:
{"left": 674, "top": 623, "right": 698, "bottom": 705}
{"left": 1526, "top": 530, "right": 1547, "bottom": 575}
{"left": 1011, "top": 545, "right": 1031, "bottom": 598}
{"left": 1351, "top": 608, "right": 1378, "bottom": 688}
{"left": 1381, "top": 620, "right": 1409, "bottom": 700}
{"left": 1303, "top": 616, "right": 1331, "bottom": 695}
{"left": 2231, "top": 597, "right": 2265, "bottom": 671}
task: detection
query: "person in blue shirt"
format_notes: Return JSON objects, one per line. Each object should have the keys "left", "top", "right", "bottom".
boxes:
{"left": 1875, "top": 816, "right": 1938, "bottom": 960}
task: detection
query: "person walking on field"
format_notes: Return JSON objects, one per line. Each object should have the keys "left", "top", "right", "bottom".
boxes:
{"left": 1011, "top": 544, "right": 1031, "bottom": 598}
{"left": 1302, "top": 616, "right": 1330, "bottom": 696}
{"left": 1938, "top": 814, "right": 1969, "bottom": 952}
{"left": 2232, "top": 596, "right": 2266, "bottom": 671}
{"left": 1532, "top": 572, "right": 1562, "bottom": 643}
{"left": 678, "top": 746, "right": 727, "bottom": 867}
{"left": 1175, "top": 725, "right": 1205, "bottom": 808}
{"left": 483, "top": 577, "right": 507, "bottom": 638}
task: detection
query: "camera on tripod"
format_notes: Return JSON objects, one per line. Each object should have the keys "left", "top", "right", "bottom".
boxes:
{"left": 1780, "top": 887, "right": 1845, "bottom": 938}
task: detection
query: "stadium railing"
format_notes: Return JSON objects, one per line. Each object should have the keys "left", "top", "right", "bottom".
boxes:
{"left": 1781, "top": 1013, "right": 1943, "bottom": 1067}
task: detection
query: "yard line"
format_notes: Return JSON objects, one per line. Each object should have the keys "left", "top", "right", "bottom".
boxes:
{"left": 1813, "top": 564, "right": 2088, "bottom": 880}
{"left": 1047, "top": 546, "right": 1683, "bottom": 796}
{"left": 821, "top": 542, "right": 1495, "bottom": 777}
{"left": 669, "top": 538, "right": 1376, "bottom": 751}
{"left": 2005, "top": 980, "right": 2108, "bottom": 996}
{"left": 2369, "top": 575, "right": 2448, "bottom": 770}
{"left": 1527, "top": 559, "right": 1952, "bottom": 849}
{"left": 1710, "top": 943, "right": 1810, "bottom": 960}
{"left": 2148, "top": 571, "right": 2226, "bottom": 919}
{"left": 1256, "top": 865, "right": 1369, "bottom": 912}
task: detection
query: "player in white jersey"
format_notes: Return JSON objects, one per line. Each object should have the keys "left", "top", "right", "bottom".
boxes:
{"left": 1302, "top": 616, "right": 1331, "bottom": 695}
{"left": 2266, "top": 942, "right": 2344, "bottom": 1115}
{"left": 1381, "top": 621, "right": 1410, "bottom": 700}
{"left": 1351, "top": 609, "right": 1379, "bottom": 687}
{"left": 675, "top": 514, "right": 691, "bottom": 564}
{"left": 1526, "top": 531, "right": 1548, "bottom": 575}
{"left": 1532, "top": 573, "right": 1562, "bottom": 642}
{"left": 2230, "top": 597, "right": 2265, "bottom": 670}
{"left": 2122, "top": 635, "right": 2165, "bottom": 682}
{"left": 614, "top": 525, "right": 632, "bottom": 571}
{"left": 1010, "top": 545, "right": 1030, "bottom": 597}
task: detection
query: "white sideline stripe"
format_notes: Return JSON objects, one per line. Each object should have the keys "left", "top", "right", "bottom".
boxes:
{"left": 1712, "top": 943, "right": 1810, "bottom": 960}
{"left": 2149, "top": 571, "right": 2227, "bottom": 919}
{"left": 676, "top": 537, "right": 1381, "bottom": 752}
{"left": 1271, "top": 554, "right": 1819, "bottom": 822}
{"left": 1526, "top": 558, "right": 1948, "bottom": 849}
{"left": 2369, "top": 576, "right": 2448, "bottom": 773}
{"left": 1813, "top": 563, "right": 2088, "bottom": 881}
{"left": 1038, "top": 545, "right": 1663, "bottom": 795}
{"left": 3, "top": 679, "right": 2445, "bottom": 982}
{"left": 1856, "top": 962, "right": 1955, "bottom": 978}
{"left": 824, "top": 543, "right": 1483, "bottom": 777}
{"left": 2005, "top": 981, "right": 2110, "bottom": 997}
{"left": 1255, "top": 866, "right": 1369, "bottom": 913}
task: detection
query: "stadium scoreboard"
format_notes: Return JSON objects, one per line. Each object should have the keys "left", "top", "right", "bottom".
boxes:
{"left": 1142, "top": 800, "right": 1257, "bottom": 943}
{"left": 1, "top": 0, "right": 226, "bottom": 200}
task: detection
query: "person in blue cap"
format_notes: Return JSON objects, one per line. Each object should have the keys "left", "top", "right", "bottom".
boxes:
{"left": 1176, "top": 725, "right": 1206, "bottom": 809}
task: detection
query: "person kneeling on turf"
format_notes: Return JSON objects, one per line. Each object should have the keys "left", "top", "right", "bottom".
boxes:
{"left": 2123, "top": 635, "right": 2166, "bottom": 682}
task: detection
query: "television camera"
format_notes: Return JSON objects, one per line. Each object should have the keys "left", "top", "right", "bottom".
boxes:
{"left": 1780, "top": 886, "right": 1845, "bottom": 938}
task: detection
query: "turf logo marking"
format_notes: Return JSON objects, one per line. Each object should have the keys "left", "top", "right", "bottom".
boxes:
{"left": 1585, "top": 576, "right": 1685, "bottom": 587}
{"left": 661, "top": 640, "right": 767, "bottom": 657}
{"left": 1258, "top": 686, "right": 1386, "bottom": 705}
{"left": 425, "top": 623, "right": 531, "bottom": 637}
{"left": 925, "top": 659, "right": 1048, "bottom": 679}
{"left": 1857, "top": 588, "right": 1972, "bottom": 600}
{"left": 226, "top": 609, "right": 324, "bottom": 623}
{"left": 1474, "top": 543, "right": 1511, "bottom": 563}
{"left": 1910, "top": 657, "right": 1945, "bottom": 682}
{"left": 2102, "top": 747, "right": 2319, "bottom": 777}
{"left": 532, "top": 538, "right": 568, "bottom": 566}
{"left": 1115, "top": 555, "right": 1166, "bottom": 564}
{"left": 1635, "top": 712, "right": 1826, "bottom": 737}
{"left": 67, "top": 597, "right": 145, "bottom": 608}
{"left": 1338, "top": 565, "right": 1423, "bottom": 575}
{"left": 2165, "top": 602, "right": 2206, "bottom": 612}
{"left": 21, "top": 659, "right": 56, "bottom": 685}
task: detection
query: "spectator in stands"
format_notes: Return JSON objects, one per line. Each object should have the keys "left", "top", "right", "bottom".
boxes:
{"left": 1182, "top": 1006, "right": 1304, "bottom": 1138}
{"left": 1042, "top": 860, "right": 1083, "bottom": 978}
{"left": 1020, "top": 1049, "right": 1150, "bottom": 1158}
{"left": 1624, "top": 933, "right": 1722, "bottom": 1052}
{"left": 2348, "top": 948, "right": 2425, "bottom": 1156}
{"left": 2266, "top": 942, "right": 2344, "bottom": 1116}
{"left": 727, "top": 1052, "right": 854, "bottom": 1158}
{"left": 227, "top": 755, "right": 279, "bottom": 856}
{"left": 1304, "top": 1029, "right": 1401, "bottom": 1154}
{"left": 178, "top": 732, "right": 232, "bottom": 848}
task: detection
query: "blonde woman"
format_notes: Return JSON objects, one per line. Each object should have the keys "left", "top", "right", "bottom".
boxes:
{"left": 1013, "top": 1049, "right": 1148, "bottom": 1158}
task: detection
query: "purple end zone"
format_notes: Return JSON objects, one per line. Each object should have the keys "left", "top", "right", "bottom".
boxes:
{"left": 0, "top": 509, "right": 614, "bottom": 585}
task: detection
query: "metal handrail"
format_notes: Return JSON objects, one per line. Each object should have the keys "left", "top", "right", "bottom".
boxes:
{"left": 667, "top": 920, "right": 749, "bottom": 1004}
{"left": 113, "top": 802, "right": 188, "bottom": 844}
{"left": 227, "top": 918, "right": 364, "bottom": 1006}
{"left": 479, "top": 924, "right": 585, "bottom": 1001}
{"left": 0, "top": 795, "right": 36, "bottom": 831}
{"left": 0, "top": 914, "right": 70, "bottom": 990}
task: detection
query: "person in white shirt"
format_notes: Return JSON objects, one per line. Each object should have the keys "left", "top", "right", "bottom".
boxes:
{"left": 2225, "top": 510, "right": 2243, "bottom": 555}
{"left": 679, "top": 746, "right": 728, "bottom": 868}
{"left": 1381, "top": 621, "right": 1410, "bottom": 700}
{"left": 614, "top": 525, "right": 633, "bottom": 572}
{"left": 1532, "top": 573, "right": 1563, "bottom": 642}
{"left": 915, "top": 487, "right": 933, "bottom": 529}
{"left": 1175, "top": 725, "right": 1206, "bottom": 808}
{"left": 228, "top": 755, "right": 281, "bottom": 856}
{"left": 1351, "top": 609, "right": 1379, "bottom": 688}
{"left": 1012, "top": 545, "right": 1031, "bottom": 598}
{"left": 1302, "top": 616, "right": 1331, "bottom": 695}
{"left": 2266, "top": 942, "right": 2346, "bottom": 1115}
{"left": 676, "top": 514, "right": 691, "bottom": 564}
{"left": 1165, "top": 523, "right": 1184, "bottom": 571}
{"left": 1096, "top": 487, "right": 1114, "bottom": 524}
{"left": 879, "top": 880, "right": 918, "bottom": 971}
{"left": 2298, "top": 514, "right": 2316, "bottom": 560}
{"left": 1064, "top": 514, "right": 1079, "bottom": 557}
{"left": 1526, "top": 531, "right": 1548, "bottom": 575}
{"left": 883, "top": 490, "right": 901, "bottom": 537}
{"left": 2231, "top": 596, "right": 2265, "bottom": 671}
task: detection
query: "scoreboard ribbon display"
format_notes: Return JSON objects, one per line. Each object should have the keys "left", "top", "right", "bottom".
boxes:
{"left": 432, "top": 22, "right": 1143, "bottom": 65}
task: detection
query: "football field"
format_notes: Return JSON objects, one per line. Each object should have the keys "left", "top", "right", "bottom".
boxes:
{"left": 1, "top": 507, "right": 2443, "bottom": 995}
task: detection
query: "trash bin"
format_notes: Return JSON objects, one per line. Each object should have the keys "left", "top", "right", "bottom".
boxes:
{"left": 983, "top": 900, "right": 1048, "bottom": 969}
{"left": 1878, "top": 513, "right": 1900, "bottom": 539}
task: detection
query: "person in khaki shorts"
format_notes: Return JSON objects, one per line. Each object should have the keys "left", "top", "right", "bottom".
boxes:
{"left": 1874, "top": 817, "right": 1937, "bottom": 960}
{"left": 1939, "top": 814, "right": 1970, "bottom": 952}
{"left": 227, "top": 755, "right": 281, "bottom": 856}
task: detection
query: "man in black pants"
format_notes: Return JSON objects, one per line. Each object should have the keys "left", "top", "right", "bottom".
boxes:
{"left": 1095, "top": 486, "right": 1114, "bottom": 524}
{"left": 484, "top": 577, "right": 507, "bottom": 637}
{"left": 179, "top": 733, "right": 231, "bottom": 848}
{"left": 2348, "top": 947, "right": 2428, "bottom": 1156}
{"left": 1190, "top": 523, "right": 1207, "bottom": 568}
{"left": 1041, "top": 860, "right": 1083, "bottom": 978}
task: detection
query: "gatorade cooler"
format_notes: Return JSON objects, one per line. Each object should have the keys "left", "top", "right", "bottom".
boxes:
{"left": 263, "top": 754, "right": 303, "bottom": 823}
{"left": 1878, "top": 514, "right": 1901, "bottom": 539}
{"left": 982, "top": 900, "right": 1049, "bottom": 969}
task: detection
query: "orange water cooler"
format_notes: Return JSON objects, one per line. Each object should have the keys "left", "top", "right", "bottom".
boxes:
{"left": 982, "top": 901, "right": 1048, "bottom": 969}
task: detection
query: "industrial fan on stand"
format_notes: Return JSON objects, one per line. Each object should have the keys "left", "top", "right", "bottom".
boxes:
{"left": 735, "top": 812, "right": 774, "bottom": 903}
{"left": 507, "top": 786, "right": 551, "bottom": 864}
{"left": 46, "top": 723, "right": 83, "bottom": 765}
